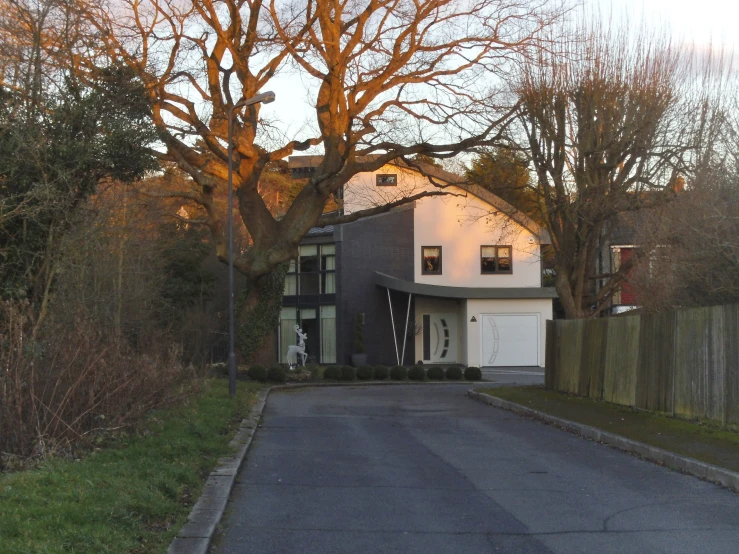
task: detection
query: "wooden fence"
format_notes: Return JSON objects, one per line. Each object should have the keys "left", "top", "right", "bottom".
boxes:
{"left": 545, "top": 304, "right": 739, "bottom": 425}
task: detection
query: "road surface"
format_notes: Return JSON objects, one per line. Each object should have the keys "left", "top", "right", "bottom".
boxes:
{"left": 212, "top": 383, "right": 739, "bottom": 554}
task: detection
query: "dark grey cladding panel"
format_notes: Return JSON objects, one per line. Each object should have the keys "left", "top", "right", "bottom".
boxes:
{"left": 374, "top": 271, "right": 558, "bottom": 299}
{"left": 337, "top": 208, "right": 416, "bottom": 365}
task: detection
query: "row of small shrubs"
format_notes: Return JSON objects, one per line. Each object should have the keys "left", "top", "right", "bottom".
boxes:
{"left": 244, "top": 364, "right": 482, "bottom": 383}
{"left": 321, "top": 365, "right": 482, "bottom": 382}
{"left": 246, "top": 364, "right": 287, "bottom": 383}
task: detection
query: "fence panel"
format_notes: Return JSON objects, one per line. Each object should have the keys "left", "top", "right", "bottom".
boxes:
{"left": 581, "top": 317, "right": 608, "bottom": 400}
{"left": 723, "top": 304, "right": 739, "bottom": 425}
{"left": 636, "top": 311, "right": 675, "bottom": 413}
{"left": 546, "top": 303, "right": 739, "bottom": 425}
{"left": 557, "top": 319, "right": 584, "bottom": 394}
{"left": 603, "top": 315, "right": 640, "bottom": 406}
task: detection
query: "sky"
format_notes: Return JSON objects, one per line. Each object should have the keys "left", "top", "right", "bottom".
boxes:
{"left": 260, "top": 0, "right": 739, "bottom": 148}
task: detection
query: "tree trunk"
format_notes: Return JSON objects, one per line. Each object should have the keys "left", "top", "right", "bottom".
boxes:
{"left": 235, "top": 263, "right": 288, "bottom": 364}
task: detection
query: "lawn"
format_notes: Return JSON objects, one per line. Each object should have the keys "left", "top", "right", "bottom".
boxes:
{"left": 476, "top": 386, "right": 739, "bottom": 473}
{"left": 0, "top": 380, "right": 263, "bottom": 554}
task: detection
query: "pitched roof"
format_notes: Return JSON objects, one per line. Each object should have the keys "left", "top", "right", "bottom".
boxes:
{"left": 288, "top": 155, "right": 551, "bottom": 243}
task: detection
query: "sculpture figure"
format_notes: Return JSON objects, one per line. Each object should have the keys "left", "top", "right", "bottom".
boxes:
{"left": 287, "top": 325, "right": 308, "bottom": 369}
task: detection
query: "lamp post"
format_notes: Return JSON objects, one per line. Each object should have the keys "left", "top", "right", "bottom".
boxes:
{"left": 228, "top": 91, "right": 275, "bottom": 397}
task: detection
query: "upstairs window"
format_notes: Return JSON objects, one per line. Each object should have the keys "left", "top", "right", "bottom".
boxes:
{"left": 376, "top": 173, "right": 398, "bottom": 186}
{"left": 284, "top": 243, "right": 336, "bottom": 296}
{"left": 422, "top": 246, "right": 442, "bottom": 275}
{"left": 481, "top": 245, "right": 512, "bottom": 274}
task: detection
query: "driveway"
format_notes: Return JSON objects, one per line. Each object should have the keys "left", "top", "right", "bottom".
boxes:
{"left": 212, "top": 385, "right": 739, "bottom": 554}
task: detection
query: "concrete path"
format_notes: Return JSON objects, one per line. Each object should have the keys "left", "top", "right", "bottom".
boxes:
{"left": 211, "top": 385, "right": 739, "bottom": 554}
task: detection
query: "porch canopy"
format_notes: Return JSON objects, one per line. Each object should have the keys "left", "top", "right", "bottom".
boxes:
{"left": 373, "top": 272, "right": 558, "bottom": 299}
{"left": 374, "top": 272, "right": 556, "bottom": 366}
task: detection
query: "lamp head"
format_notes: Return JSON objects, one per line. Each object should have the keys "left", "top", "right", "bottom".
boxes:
{"left": 236, "top": 91, "right": 276, "bottom": 108}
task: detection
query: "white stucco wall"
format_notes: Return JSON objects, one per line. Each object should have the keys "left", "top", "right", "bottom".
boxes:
{"left": 342, "top": 165, "right": 542, "bottom": 288}
{"left": 465, "top": 299, "right": 552, "bottom": 368}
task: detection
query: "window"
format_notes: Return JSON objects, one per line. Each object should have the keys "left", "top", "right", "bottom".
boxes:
{"left": 278, "top": 305, "right": 336, "bottom": 365}
{"left": 320, "top": 305, "right": 336, "bottom": 363}
{"left": 283, "top": 243, "right": 336, "bottom": 296}
{"left": 376, "top": 173, "right": 398, "bottom": 186}
{"left": 481, "top": 245, "right": 512, "bottom": 274}
{"left": 278, "top": 307, "right": 297, "bottom": 364}
{"left": 422, "top": 246, "right": 442, "bottom": 275}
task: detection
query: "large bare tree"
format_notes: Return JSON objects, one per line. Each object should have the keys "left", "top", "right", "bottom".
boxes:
{"left": 515, "top": 19, "right": 729, "bottom": 318}
{"left": 84, "top": 0, "right": 558, "bottom": 358}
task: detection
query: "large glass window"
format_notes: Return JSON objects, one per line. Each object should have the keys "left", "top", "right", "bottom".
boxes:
{"left": 321, "top": 244, "right": 336, "bottom": 294}
{"left": 320, "top": 305, "right": 336, "bottom": 363}
{"left": 481, "top": 245, "right": 512, "bottom": 274}
{"left": 422, "top": 246, "right": 442, "bottom": 275}
{"left": 284, "top": 243, "right": 336, "bottom": 296}
{"left": 279, "top": 307, "right": 297, "bottom": 364}
{"left": 279, "top": 305, "right": 336, "bottom": 365}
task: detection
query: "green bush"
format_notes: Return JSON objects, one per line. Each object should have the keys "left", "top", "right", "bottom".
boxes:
{"left": 373, "top": 365, "right": 389, "bottom": 380}
{"left": 390, "top": 366, "right": 408, "bottom": 380}
{"left": 323, "top": 366, "right": 341, "bottom": 380}
{"left": 247, "top": 365, "right": 267, "bottom": 382}
{"left": 408, "top": 365, "right": 426, "bottom": 381}
{"left": 445, "top": 366, "right": 463, "bottom": 380}
{"left": 356, "top": 365, "right": 374, "bottom": 380}
{"left": 464, "top": 366, "right": 482, "bottom": 381}
{"left": 340, "top": 366, "right": 356, "bottom": 381}
{"left": 268, "top": 365, "right": 287, "bottom": 383}
{"left": 427, "top": 366, "right": 445, "bottom": 380}
{"left": 306, "top": 363, "right": 321, "bottom": 380}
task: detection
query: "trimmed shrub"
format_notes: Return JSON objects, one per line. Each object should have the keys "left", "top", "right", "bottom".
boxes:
{"left": 247, "top": 365, "right": 267, "bottom": 382}
{"left": 356, "top": 365, "right": 374, "bottom": 380}
{"left": 268, "top": 365, "right": 287, "bottom": 383}
{"left": 306, "top": 364, "right": 322, "bottom": 380}
{"left": 323, "top": 366, "right": 341, "bottom": 380}
{"left": 341, "top": 366, "right": 356, "bottom": 381}
{"left": 390, "top": 366, "right": 408, "bottom": 380}
{"left": 445, "top": 366, "right": 463, "bottom": 380}
{"left": 408, "top": 365, "right": 426, "bottom": 381}
{"left": 464, "top": 366, "right": 482, "bottom": 381}
{"left": 427, "top": 366, "right": 445, "bottom": 380}
{"left": 373, "top": 365, "right": 389, "bottom": 380}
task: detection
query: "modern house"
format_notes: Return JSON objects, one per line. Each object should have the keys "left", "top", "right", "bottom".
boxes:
{"left": 277, "top": 156, "right": 556, "bottom": 367}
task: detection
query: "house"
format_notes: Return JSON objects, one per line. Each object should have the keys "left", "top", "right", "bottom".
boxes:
{"left": 599, "top": 212, "right": 647, "bottom": 314}
{"left": 276, "top": 156, "right": 556, "bottom": 367}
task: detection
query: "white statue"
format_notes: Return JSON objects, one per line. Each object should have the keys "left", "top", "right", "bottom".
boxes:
{"left": 287, "top": 325, "right": 308, "bottom": 369}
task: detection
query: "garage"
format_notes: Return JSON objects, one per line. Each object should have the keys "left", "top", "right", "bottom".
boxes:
{"left": 481, "top": 314, "right": 539, "bottom": 367}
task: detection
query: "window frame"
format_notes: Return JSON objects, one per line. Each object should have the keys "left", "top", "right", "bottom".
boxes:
{"left": 375, "top": 173, "right": 398, "bottom": 186}
{"left": 480, "top": 245, "right": 513, "bottom": 275}
{"left": 421, "top": 245, "right": 443, "bottom": 275}
{"left": 283, "top": 243, "right": 336, "bottom": 296}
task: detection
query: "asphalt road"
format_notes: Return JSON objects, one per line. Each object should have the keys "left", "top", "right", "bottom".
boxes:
{"left": 212, "top": 383, "right": 739, "bottom": 554}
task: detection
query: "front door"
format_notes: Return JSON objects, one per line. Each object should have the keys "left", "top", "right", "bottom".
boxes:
{"left": 423, "top": 313, "right": 457, "bottom": 363}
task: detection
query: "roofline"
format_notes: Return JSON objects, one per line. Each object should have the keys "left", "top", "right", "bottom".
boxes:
{"left": 288, "top": 155, "right": 551, "bottom": 243}
{"left": 374, "top": 272, "right": 558, "bottom": 299}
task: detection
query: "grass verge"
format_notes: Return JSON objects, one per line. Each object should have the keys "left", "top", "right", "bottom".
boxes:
{"left": 476, "top": 386, "right": 739, "bottom": 473}
{"left": 0, "top": 379, "right": 264, "bottom": 554}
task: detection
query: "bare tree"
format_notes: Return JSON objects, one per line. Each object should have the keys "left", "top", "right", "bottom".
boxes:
{"left": 83, "top": 0, "right": 559, "bottom": 357}
{"left": 515, "top": 17, "right": 730, "bottom": 318}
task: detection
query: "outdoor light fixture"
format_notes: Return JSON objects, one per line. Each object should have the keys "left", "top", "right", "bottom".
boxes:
{"left": 227, "top": 91, "right": 276, "bottom": 397}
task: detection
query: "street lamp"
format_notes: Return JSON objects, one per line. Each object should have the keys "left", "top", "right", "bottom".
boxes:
{"left": 228, "top": 91, "right": 276, "bottom": 397}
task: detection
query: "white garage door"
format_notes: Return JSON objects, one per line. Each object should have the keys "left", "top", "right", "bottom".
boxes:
{"left": 481, "top": 314, "right": 539, "bottom": 367}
